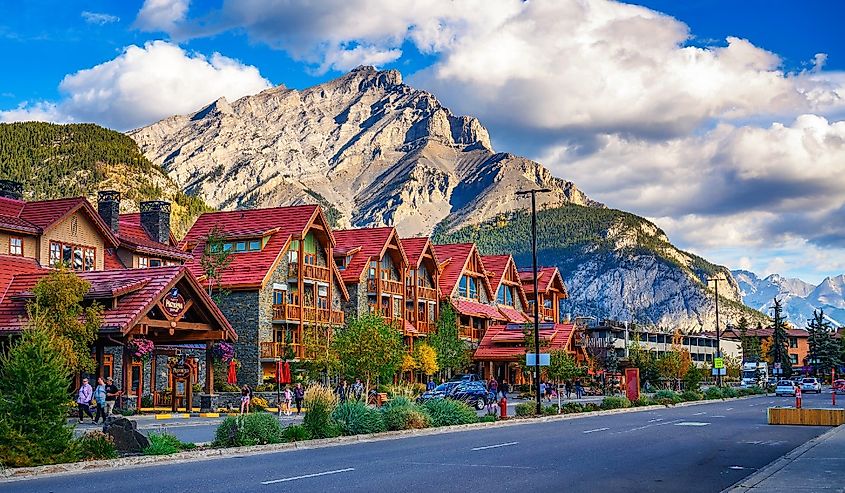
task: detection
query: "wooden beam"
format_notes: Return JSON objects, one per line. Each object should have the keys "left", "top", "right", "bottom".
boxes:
{"left": 136, "top": 317, "right": 215, "bottom": 332}
{"left": 205, "top": 341, "right": 214, "bottom": 395}
{"left": 142, "top": 331, "right": 226, "bottom": 343}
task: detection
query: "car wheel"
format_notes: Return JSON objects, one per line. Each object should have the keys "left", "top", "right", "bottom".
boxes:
{"left": 475, "top": 399, "right": 486, "bottom": 410}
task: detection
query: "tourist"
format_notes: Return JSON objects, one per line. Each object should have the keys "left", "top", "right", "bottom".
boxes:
{"left": 426, "top": 378, "right": 436, "bottom": 392}
{"left": 335, "top": 380, "right": 347, "bottom": 403}
{"left": 565, "top": 380, "right": 573, "bottom": 399}
{"left": 352, "top": 378, "right": 364, "bottom": 401}
{"left": 488, "top": 378, "right": 499, "bottom": 399}
{"left": 539, "top": 380, "right": 546, "bottom": 400}
{"left": 283, "top": 386, "right": 293, "bottom": 416}
{"left": 93, "top": 377, "right": 107, "bottom": 424}
{"left": 76, "top": 378, "right": 94, "bottom": 424}
{"left": 500, "top": 380, "right": 509, "bottom": 400}
{"left": 104, "top": 377, "right": 121, "bottom": 417}
{"left": 575, "top": 379, "right": 584, "bottom": 399}
{"left": 293, "top": 383, "right": 305, "bottom": 415}
{"left": 240, "top": 384, "right": 252, "bottom": 415}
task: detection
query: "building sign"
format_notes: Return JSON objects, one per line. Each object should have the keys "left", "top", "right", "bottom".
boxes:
{"left": 713, "top": 357, "right": 724, "bottom": 369}
{"left": 526, "top": 353, "right": 550, "bottom": 366}
{"left": 162, "top": 288, "right": 187, "bottom": 318}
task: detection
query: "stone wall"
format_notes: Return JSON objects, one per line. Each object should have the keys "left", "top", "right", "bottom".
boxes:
{"left": 194, "top": 391, "right": 290, "bottom": 409}
{"left": 215, "top": 290, "right": 261, "bottom": 385}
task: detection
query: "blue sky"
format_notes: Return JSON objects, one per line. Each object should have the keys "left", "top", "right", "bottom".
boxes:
{"left": 1, "top": 0, "right": 844, "bottom": 284}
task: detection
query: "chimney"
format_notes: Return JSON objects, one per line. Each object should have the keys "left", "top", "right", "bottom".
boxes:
{"left": 97, "top": 190, "right": 121, "bottom": 234}
{"left": 0, "top": 180, "right": 23, "bottom": 200}
{"left": 140, "top": 201, "right": 171, "bottom": 244}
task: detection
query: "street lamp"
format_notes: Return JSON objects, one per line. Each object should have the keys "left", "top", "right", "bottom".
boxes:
{"left": 516, "top": 188, "right": 551, "bottom": 414}
{"left": 707, "top": 276, "right": 726, "bottom": 387}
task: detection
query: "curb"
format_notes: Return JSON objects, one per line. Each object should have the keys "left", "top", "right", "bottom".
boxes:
{"left": 1, "top": 393, "right": 765, "bottom": 482}
{"left": 722, "top": 424, "right": 843, "bottom": 492}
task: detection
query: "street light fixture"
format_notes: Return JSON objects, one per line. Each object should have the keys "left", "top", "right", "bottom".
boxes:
{"left": 707, "top": 276, "right": 726, "bottom": 387}
{"left": 516, "top": 188, "right": 551, "bottom": 414}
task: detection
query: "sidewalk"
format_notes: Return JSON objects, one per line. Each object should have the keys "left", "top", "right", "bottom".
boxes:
{"left": 726, "top": 424, "right": 844, "bottom": 492}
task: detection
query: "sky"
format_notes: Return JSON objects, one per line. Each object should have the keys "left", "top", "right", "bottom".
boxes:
{"left": 1, "top": 0, "right": 844, "bottom": 284}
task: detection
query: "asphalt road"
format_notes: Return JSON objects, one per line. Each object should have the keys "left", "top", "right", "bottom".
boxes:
{"left": 12, "top": 393, "right": 835, "bottom": 493}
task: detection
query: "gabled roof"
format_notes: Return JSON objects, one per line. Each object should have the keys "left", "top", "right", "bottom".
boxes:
{"left": 333, "top": 227, "right": 407, "bottom": 284}
{"left": 116, "top": 213, "right": 190, "bottom": 261}
{"left": 520, "top": 266, "right": 568, "bottom": 298}
{"left": 475, "top": 323, "right": 576, "bottom": 361}
{"left": 482, "top": 254, "right": 530, "bottom": 309}
{"left": 433, "top": 243, "right": 493, "bottom": 299}
{"left": 0, "top": 266, "right": 236, "bottom": 340}
{"left": 452, "top": 298, "right": 502, "bottom": 320}
{"left": 401, "top": 237, "right": 439, "bottom": 269}
{"left": 0, "top": 255, "right": 45, "bottom": 302}
{"left": 182, "top": 205, "right": 340, "bottom": 290}
{"left": 0, "top": 196, "right": 119, "bottom": 247}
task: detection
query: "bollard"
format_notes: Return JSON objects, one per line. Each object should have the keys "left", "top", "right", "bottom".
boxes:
{"left": 833, "top": 369, "right": 837, "bottom": 407}
{"left": 500, "top": 396, "right": 508, "bottom": 419}
{"left": 795, "top": 387, "right": 802, "bottom": 409}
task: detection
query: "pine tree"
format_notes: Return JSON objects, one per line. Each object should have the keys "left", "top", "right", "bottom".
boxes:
{"left": 806, "top": 310, "right": 839, "bottom": 378}
{"left": 737, "top": 316, "right": 761, "bottom": 362}
{"left": 768, "top": 298, "right": 792, "bottom": 378}
{"left": 0, "top": 323, "right": 78, "bottom": 467}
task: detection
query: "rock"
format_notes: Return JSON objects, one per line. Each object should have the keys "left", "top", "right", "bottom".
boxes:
{"left": 103, "top": 416, "right": 149, "bottom": 453}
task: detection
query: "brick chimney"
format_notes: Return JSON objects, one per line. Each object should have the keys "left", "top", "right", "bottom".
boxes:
{"left": 97, "top": 190, "right": 121, "bottom": 234}
{"left": 140, "top": 201, "right": 171, "bottom": 244}
{"left": 0, "top": 180, "right": 23, "bottom": 200}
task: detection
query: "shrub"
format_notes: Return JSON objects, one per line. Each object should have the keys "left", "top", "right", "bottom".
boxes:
{"left": 303, "top": 384, "right": 340, "bottom": 439}
{"left": 681, "top": 390, "right": 703, "bottom": 402}
{"left": 255, "top": 383, "right": 276, "bottom": 392}
{"left": 478, "top": 414, "right": 497, "bottom": 423}
{"left": 704, "top": 386, "right": 724, "bottom": 400}
{"left": 601, "top": 396, "right": 631, "bottom": 410}
{"left": 281, "top": 425, "right": 311, "bottom": 442}
{"left": 386, "top": 383, "right": 421, "bottom": 399}
{"left": 543, "top": 405, "right": 559, "bottom": 415}
{"left": 140, "top": 395, "right": 154, "bottom": 408}
{"left": 562, "top": 402, "right": 584, "bottom": 414}
{"left": 77, "top": 431, "right": 117, "bottom": 460}
{"left": 332, "top": 401, "right": 386, "bottom": 436}
{"left": 583, "top": 403, "right": 601, "bottom": 412}
{"left": 514, "top": 402, "right": 536, "bottom": 416}
{"left": 213, "top": 413, "right": 284, "bottom": 447}
{"left": 251, "top": 396, "right": 269, "bottom": 412}
{"left": 721, "top": 387, "right": 738, "bottom": 398}
{"left": 422, "top": 398, "right": 478, "bottom": 426}
{"left": 632, "top": 396, "right": 654, "bottom": 407}
{"left": 653, "top": 390, "right": 681, "bottom": 405}
{"left": 143, "top": 433, "right": 184, "bottom": 455}
{"left": 382, "top": 398, "right": 431, "bottom": 431}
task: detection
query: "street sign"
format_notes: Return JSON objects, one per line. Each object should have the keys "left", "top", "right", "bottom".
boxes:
{"left": 711, "top": 367, "right": 726, "bottom": 376}
{"left": 526, "top": 353, "right": 550, "bottom": 366}
{"left": 713, "top": 357, "right": 724, "bottom": 369}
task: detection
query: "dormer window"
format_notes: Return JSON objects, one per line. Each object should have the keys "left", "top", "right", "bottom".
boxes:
{"left": 497, "top": 285, "right": 514, "bottom": 306}
{"left": 459, "top": 275, "right": 479, "bottom": 299}
{"left": 211, "top": 238, "right": 264, "bottom": 253}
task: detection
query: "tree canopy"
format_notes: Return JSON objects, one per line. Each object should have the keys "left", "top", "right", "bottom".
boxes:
{"left": 332, "top": 313, "right": 404, "bottom": 388}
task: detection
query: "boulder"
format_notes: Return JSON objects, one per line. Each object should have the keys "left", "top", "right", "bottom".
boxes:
{"left": 103, "top": 416, "right": 149, "bottom": 453}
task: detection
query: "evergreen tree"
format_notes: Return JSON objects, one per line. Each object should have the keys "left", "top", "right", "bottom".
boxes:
{"left": 768, "top": 298, "right": 792, "bottom": 378}
{"left": 806, "top": 310, "right": 839, "bottom": 378}
{"left": 0, "top": 323, "right": 78, "bottom": 467}
{"left": 429, "top": 303, "right": 470, "bottom": 378}
{"left": 737, "top": 316, "right": 761, "bottom": 362}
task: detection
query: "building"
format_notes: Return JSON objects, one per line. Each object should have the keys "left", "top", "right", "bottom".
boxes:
{"left": 714, "top": 325, "right": 810, "bottom": 371}
{"left": 482, "top": 255, "right": 530, "bottom": 325}
{"left": 400, "top": 237, "right": 441, "bottom": 337}
{"left": 520, "top": 266, "right": 568, "bottom": 323}
{"left": 181, "top": 205, "right": 348, "bottom": 385}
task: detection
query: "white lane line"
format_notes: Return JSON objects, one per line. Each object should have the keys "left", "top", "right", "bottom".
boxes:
{"left": 726, "top": 408, "right": 734, "bottom": 411}
{"left": 675, "top": 422, "right": 710, "bottom": 427}
{"left": 582, "top": 427, "right": 610, "bottom": 434}
{"left": 692, "top": 412, "right": 706, "bottom": 416}
{"left": 471, "top": 441, "right": 519, "bottom": 451}
{"left": 711, "top": 415, "right": 726, "bottom": 418}
{"left": 647, "top": 418, "right": 664, "bottom": 422}
{"left": 261, "top": 468, "right": 355, "bottom": 484}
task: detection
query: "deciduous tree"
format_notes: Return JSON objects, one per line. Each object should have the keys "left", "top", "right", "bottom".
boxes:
{"left": 332, "top": 313, "right": 404, "bottom": 391}
{"left": 200, "top": 225, "right": 233, "bottom": 302}
{"left": 429, "top": 303, "right": 469, "bottom": 378}
{"left": 413, "top": 343, "right": 439, "bottom": 377}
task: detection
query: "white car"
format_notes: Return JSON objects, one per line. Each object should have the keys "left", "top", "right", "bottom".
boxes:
{"left": 801, "top": 378, "right": 822, "bottom": 394}
{"left": 775, "top": 380, "right": 798, "bottom": 397}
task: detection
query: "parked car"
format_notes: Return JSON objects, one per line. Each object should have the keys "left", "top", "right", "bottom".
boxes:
{"left": 449, "top": 374, "right": 481, "bottom": 383}
{"left": 447, "top": 381, "right": 496, "bottom": 410}
{"left": 417, "top": 382, "right": 460, "bottom": 403}
{"left": 801, "top": 378, "right": 822, "bottom": 394}
{"left": 775, "top": 380, "right": 798, "bottom": 397}
{"left": 833, "top": 379, "right": 845, "bottom": 394}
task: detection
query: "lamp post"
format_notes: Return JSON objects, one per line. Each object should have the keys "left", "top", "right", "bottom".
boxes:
{"left": 708, "top": 276, "right": 726, "bottom": 387}
{"left": 516, "top": 188, "right": 551, "bottom": 414}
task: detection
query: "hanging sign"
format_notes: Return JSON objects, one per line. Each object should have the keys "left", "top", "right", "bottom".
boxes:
{"left": 162, "top": 288, "right": 187, "bottom": 317}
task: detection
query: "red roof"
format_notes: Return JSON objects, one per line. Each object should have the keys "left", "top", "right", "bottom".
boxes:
{"left": 401, "top": 237, "right": 438, "bottom": 268}
{"left": 475, "top": 322, "right": 576, "bottom": 361}
{"left": 0, "top": 196, "right": 118, "bottom": 247}
{"left": 434, "top": 243, "right": 476, "bottom": 298}
{"left": 116, "top": 213, "right": 190, "bottom": 261}
{"left": 497, "top": 305, "right": 531, "bottom": 323}
{"left": 520, "top": 266, "right": 567, "bottom": 297}
{"left": 0, "top": 255, "right": 45, "bottom": 301}
{"left": 333, "top": 227, "right": 407, "bottom": 284}
{"left": 453, "top": 298, "right": 502, "bottom": 320}
{"left": 0, "top": 266, "right": 235, "bottom": 340}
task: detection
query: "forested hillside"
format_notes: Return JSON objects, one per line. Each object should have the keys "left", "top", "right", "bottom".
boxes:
{"left": 0, "top": 122, "right": 209, "bottom": 237}
{"left": 434, "top": 204, "right": 768, "bottom": 331}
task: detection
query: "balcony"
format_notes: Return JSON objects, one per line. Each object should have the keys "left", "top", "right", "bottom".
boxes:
{"left": 288, "top": 262, "right": 330, "bottom": 282}
{"left": 272, "top": 304, "right": 344, "bottom": 325}
{"left": 541, "top": 306, "right": 555, "bottom": 321}
{"left": 405, "top": 284, "right": 438, "bottom": 301}
{"left": 368, "top": 278, "right": 404, "bottom": 296}
{"left": 459, "top": 324, "right": 479, "bottom": 341}
{"left": 260, "top": 341, "right": 304, "bottom": 360}
{"left": 273, "top": 303, "right": 301, "bottom": 321}
{"left": 416, "top": 320, "right": 435, "bottom": 334}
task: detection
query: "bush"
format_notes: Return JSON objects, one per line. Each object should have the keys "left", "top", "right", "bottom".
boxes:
{"left": 478, "top": 414, "right": 498, "bottom": 423}
{"left": 254, "top": 383, "right": 276, "bottom": 392}
{"left": 653, "top": 390, "right": 681, "bottom": 405}
{"left": 382, "top": 398, "right": 431, "bottom": 431}
{"left": 422, "top": 398, "right": 478, "bottom": 426}
{"left": 213, "top": 413, "right": 284, "bottom": 447}
{"left": 332, "top": 401, "right": 386, "bottom": 436}
{"left": 721, "top": 387, "right": 738, "bottom": 398}
{"left": 251, "top": 396, "right": 269, "bottom": 412}
{"left": 303, "top": 384, "right": 340, "bottom": 439}
{"left": 77, "top": 431, "right": 117, "bottom": 460}
{"left": 562, "top": 402, "right": 584, "bottom": 414}
{"left": 632, "top": 396, "right": 654, "bottom": 407}
{"left": 583, "top": 403, "right": 601, "bottom": 412}
{"left": 543, "top": 405, "right": 559, "bottom": 415}
{"left": 704, "top": 386, "right": 724, "bottom": 400}
{"left": 143, "top": 433, "right": 185, "bottom": 455}
{"left": 600, "top": 396, "right": 631, "bottom": 410}
{"left": 140, "top": 395, "right": 154, "bottom": 408}
{"left": 681, "top": 390, "right": 703, "bottom": 402}
{"left": 281, "top": 425, "right": 311, "bottom": 442}
{"left": 514, "top": 402, "right": 536, "bottom": 416}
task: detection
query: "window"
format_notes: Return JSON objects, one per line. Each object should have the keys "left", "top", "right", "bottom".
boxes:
{"left": 497, "top": 285, "right": 514, "bottom": 306}
{"left": 249, "top": 240, "right": 261, "bottom": 251}
{"left": 9, "top": 237, "right": 22, "bottom": 256}
{"left": 149, "top": 258, "right": 162, "bottom": 267}
{"left": 789, "top": 337, "right": 798, "bottom": 348}
{"left": 317, "top": 285, "right": 328, "bottom": 309}
{"left": 335, "top": 256, "right": 346, "bottom": 269}
{"left": 235, "top": 241, "right": 247, "bottom": 252}
{"left": 459, "top": 275, "right": 468, "bottom": 297}
{"left": 49, "top": 241, "right": 95, "bottom": 271}
{"left": 789, "top": 354, "right": 799, "bottom": 365}
{"left": 468, "top": 277, "right": 478, "bottom": 299}
{"left": 273, "top": 290, "right": 285, "bottom": 305}
{"left": 84, "top": 249, "right": 94, "bottom": 271}
{"left": 138, "top": 257, "right": 148, "bottom": 269}
{"left": 368, "top": 261, "right": 377, "bottom": 279}
{"left": 50, "top": 242, "right": 61, "bottom": 265}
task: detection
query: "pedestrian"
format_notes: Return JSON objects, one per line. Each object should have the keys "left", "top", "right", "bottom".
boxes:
{"left": 539, "top": 380, "right": 546, "bottom": 399}
{"left": 426, "top": 378, "right": 436, "bottom": 392}
{"left": 335, "top": 380, "right": 347, "bottom": 403}
{"left": 240, "top": 384, "right": 252, "bottom": 415}
{"left": 352, "top": 378, "right": 364, "bottom": 401}
{"left": 283, "top": 386, "right": 293, "bottom": 416}
{"left": 76, "top": 378, "right": 94, "bottom": 424}
{"left": 575, "top": 379, "right": 584, "bottom": 399}
{"left": 500, "top": 380, "right": 509, "bottom": 400}
{"left": 104, "top": 377, "right": 121, "bottom": 417}
{"left": 565, "top": 380, "right": 573, "bottom": 399}
{"left": 293, "top": 383, "right": 305, "bottom": 415}
{"left": 93, "top": 377, "right": 107, "bottom": 424}
{"left": 488, "top": 378, "right": 499, "bottom": 399}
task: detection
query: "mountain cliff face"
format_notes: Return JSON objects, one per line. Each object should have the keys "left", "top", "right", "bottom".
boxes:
{"left": 129, "top": 66, "right": 598, "bottom": 235}
{"left": 733, "top": 270, "right": 845, "bottom": 327}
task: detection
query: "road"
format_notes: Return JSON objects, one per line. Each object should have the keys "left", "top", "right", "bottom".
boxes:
{"left": 13, "top": 392, "right": 836, "bottom": 493}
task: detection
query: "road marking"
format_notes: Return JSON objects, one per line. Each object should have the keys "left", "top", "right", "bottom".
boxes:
{"left": 408, "top": 461, "right": 534, "bottom": 470}
{"left": 618, "top": 419, "right": 682, "bottom": 433}
{"left": 726, "top": 408, "right": 734, "bottom": 411}
{"left": 711, "top": 415, "right": 726, "bottom": 418}
{"left": 647, "top": 418, "right": 664, "bottom": 422}
{"left": 261, "top": 468, "right": 355, "bottom": 484}
{"left": 582, "top": 427, "right": 610, "bottom": 434}
{"left": 674, "top": 422, "right": 710, "bottom": 427}
{"left": 729, "top": 466, "right": 749, "bottom": 470}
{"left": 692, "top": 412, "right": 706, "bottom": 416}
{"left": 471, "top": 441, "right": 518, "bottom": 451}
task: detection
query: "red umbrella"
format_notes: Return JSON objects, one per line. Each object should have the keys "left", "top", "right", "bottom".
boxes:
{"left": 227, "top": 359, "right": 237, "bottom": 385}
{"left": 283, "top": 361, "right": 291, "bottom": 384}
{"left": 275, "top": 360, "right": 284, "bottom": 384}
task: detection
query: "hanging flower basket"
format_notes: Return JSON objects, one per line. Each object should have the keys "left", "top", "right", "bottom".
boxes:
{"left": 212, "top": 341, "right": 235, "bottom": 362}
{"left": 128, "top": 338, "right": 154, "bottom": 362}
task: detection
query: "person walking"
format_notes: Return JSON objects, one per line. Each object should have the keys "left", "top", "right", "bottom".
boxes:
{"left": 500, "top": 380, "right": 509, "bottom": 400}
{"left": 565, "top": 380, "right": 573, "bottom": 399}
{"left": 575, "top": 379, "right": 584, "bottom": 399}
{"left": 488, "top": 378, "right": 499, "bottom": 399}
{"left": 76, "top": 378, "right": 94, "bottom": 424}
{"left": 352, "top": 378, "right": 364, "bottom": 401}
{"left": 104, "top": 377, "right": 121, "bottom": 417}
{"left": 283, "top": 386, "right": 293, "bottom": 416}
{"left": 539, "top": 380, "right": 546, "bottom": 400}
{"left": 93, "top": 377, "right": 107, "bottom": 424}
{"left": 335, "top": 380, "right": 347, "bottom": 403}
{"left": 426, "top": 378, "right": 436, "bottom": 392}
{"left": 240, "top": 384, "right": 252, "bottom": 415}
{"left": 293, "top": 383, "right": 305, "bottom": 415}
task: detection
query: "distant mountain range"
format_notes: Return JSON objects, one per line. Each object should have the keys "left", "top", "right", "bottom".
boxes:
{"left": 732, "top": 270, "right": 845, "bottom": 328}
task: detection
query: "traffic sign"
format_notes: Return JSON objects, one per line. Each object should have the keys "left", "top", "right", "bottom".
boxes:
{"left": 711, "top": 367, "right": 726, "bottom": 376}
{"left": 713, "top": 357, "right": 724, "bottom": 369}
{"left": 526, "top": 353, "right": 550, "bottom": 366}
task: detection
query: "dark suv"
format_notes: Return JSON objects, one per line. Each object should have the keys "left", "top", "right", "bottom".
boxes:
{"left": 448, "top": 381, "right": 496, "bottom": 410}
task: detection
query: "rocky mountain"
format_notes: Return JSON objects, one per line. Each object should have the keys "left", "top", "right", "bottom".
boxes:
{"left": 734, "top": 270, "right": 845, "bottom": 328}
{"left": 129, "top": 66, "right": 599, "bottom": 235}
{"left": 435, "top": 205, "right": 768, "bottom": 332}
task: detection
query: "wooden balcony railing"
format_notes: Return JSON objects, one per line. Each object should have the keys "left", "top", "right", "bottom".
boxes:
{"left": 417, "top": 286, "right": 437, "bottom": 301}
{"left": 272, "top": 304, "right": 344, "bottom": 325}
{"left": 459, "top": 324, "right": 479, "bottom": 341}
{"left": 259, "top": 341, "right": 304, "bottom": 360}
{"left": 288, "top": 262, "right": 330, "bottom": 282}
{"left": 541, "top": 306, "right": 555, "bottom": 321}
{"left": 381, "top": 279, "right": 404, "bottom": 296}
{"left": 416, "top": 320, "right": 435, "bottom": 334}
{"left": 273, "top": 303, "right": 301, "bottom": 321}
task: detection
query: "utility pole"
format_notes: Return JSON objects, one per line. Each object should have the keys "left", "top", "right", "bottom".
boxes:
{"left": 708, "top": 276, "right": 726, "bottom": 387}
{"left": 516, "top": 188, "right": 551, "bottom": 414}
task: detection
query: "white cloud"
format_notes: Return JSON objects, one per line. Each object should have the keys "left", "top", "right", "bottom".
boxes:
{"left": 0, "top": 101, "right": 68, "bottom": 123}
{"left": 81, "top": 11, "right": 120, "bottom": 25}
{"left": 1, "top": 41, "right": 271, "bottom": 130}
{"left": 135, "top": 0, "right": 189, "bottom": 33}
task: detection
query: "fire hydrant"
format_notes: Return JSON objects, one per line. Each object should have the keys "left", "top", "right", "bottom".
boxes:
{"left": 795, "top": 387, "right": 802, "bottom": 409}
{"left": 499, "top": 396, "right": 508, "bottom": 419}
